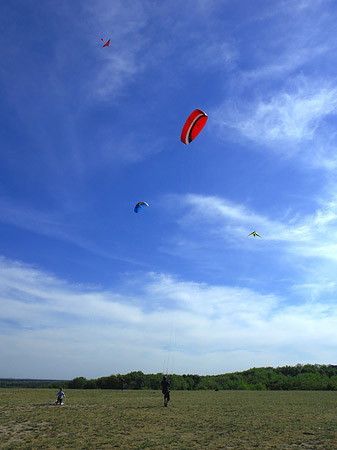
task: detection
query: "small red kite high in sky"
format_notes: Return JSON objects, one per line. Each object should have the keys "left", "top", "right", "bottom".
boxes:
{"left": 101, "top": 39, "right": 110, "bottom": 47}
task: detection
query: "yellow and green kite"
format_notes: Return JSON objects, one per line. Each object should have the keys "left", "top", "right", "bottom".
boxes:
{"left": 248, "top": 231, "right": 262, "bottom": 238}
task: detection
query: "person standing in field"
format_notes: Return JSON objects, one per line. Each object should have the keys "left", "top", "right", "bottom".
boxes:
{"left": 56, "top": 387, "right": 65, "bottom": 405}
{"left": 161, "top": 376, "right": 170, "bottom": 407}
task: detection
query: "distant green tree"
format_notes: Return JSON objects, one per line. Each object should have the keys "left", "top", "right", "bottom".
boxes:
{"left": 95, "top": 376, "right": 109, "bottom": 389}
{"left": 68, "top": 377, "right": 87, "bottom": 389}
{"left": 145, "top": 373, "right": 162, "bottom": 390}
{"left": 182, "top": 374, "right": 195, "bottom": 390}
{"left": 126, "top": 371, "right": 145, "bottom": 390}
{"left": 83, "top": 379, "right": 97, "bottom": 389}
{"left": 169, "top": 374, "right": 186, "bottom": 390}
{"left": 191, "top": 375, "right": 201, "bottom": 388}
{"left": 327, "top": 375, "right": 337, "bottom": 390}
{"left": 198, "top": 376, "right": 217, "bottom": 390}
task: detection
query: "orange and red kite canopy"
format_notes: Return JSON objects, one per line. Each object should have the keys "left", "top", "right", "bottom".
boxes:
{"left": 181, "top": 109, "right": 208, "bottom": 145}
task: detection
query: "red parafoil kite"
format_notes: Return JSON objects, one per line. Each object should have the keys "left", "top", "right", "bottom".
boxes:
{"left": 181, "top": 109, "right": 208, "bottom": 145}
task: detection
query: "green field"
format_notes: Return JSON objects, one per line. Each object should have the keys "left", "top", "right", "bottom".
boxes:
{"left": 1, "top": 389, "right": 337, "bottom": 449}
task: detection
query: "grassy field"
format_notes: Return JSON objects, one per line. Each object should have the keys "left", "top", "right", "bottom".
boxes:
{"left": 1, "top": 389, "right": 337, "bottom": 449}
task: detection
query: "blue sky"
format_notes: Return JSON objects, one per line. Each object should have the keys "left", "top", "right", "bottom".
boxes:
{"left": 2, "top": 0, "right": 337, "bottom": 379}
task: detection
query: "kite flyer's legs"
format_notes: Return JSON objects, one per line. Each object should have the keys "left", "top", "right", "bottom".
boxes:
{"left": 163, "top": 392, "right": 170, "bottom": 407}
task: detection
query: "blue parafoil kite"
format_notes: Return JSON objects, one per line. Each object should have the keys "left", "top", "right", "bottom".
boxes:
{"left": 134, "top": 202, "right": 149, "bottom": 213}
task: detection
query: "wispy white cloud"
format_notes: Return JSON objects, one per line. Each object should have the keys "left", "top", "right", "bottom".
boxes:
{"left": 1, "top": 256, "right": 337, "bottom": 378}
{"left": 215, "top": 79, "right": 337, "bottom": 151}
{"left": 171, "top": 193, "right": 289, "bottom": 242}
{"left": 0, "top": 199, "right": 64, "bottom": 235}
{"left": 80, "top": 0, "right": 151, "bottom": 100}
{"left": 162, "top": 192, "right": 337, "bottom": 307}
{"left": 163, "top": 192, "right": 337, "bottom": 290}
{"left": 0, "top": 199, "right": 147, "bottom": 267}
{"left": 182, "top": 39, "right": 236, "bottom": 73}
{"left": 211, "top": 0, "right": 337, "bottom": 170}
{"left": 248, "top": 0, "right": 335, "bottom": 78}
{"left": 179, "top": 193, "right": 337, "bottom": 245}
{"left": 245, "top": 44, "right": 329, "bottom": 83}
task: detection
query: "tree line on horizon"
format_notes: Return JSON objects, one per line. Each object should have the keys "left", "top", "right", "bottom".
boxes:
{"left": 2, "top": 364, "right": 337, "bottom": 390}
{"left": 66, "top": 364, "right": 337, "bottom": 391}
{"left": 0, "top": 379, "right": 68, "bottom": 388}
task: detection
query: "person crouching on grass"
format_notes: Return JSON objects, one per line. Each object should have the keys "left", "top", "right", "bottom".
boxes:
{"left": 56, "top": 387, "right": 65, "bottom": 405}
{"left": 161, "top": 376, "right": 170, "bottom": 407}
